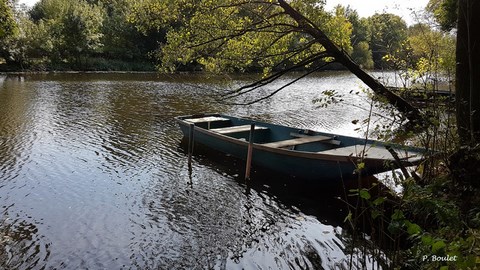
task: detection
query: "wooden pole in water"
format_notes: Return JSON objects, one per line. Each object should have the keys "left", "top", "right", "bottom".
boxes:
{"left": 245, "top": 123, "right": 255, "bottom": 181}
{"left": 188, "top": 123, "right": 194, "bottom": 166}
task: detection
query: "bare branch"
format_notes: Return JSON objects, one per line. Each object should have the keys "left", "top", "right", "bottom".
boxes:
{"left": 222, "top": 51, "right": 331, "bottom": 99}
{"left": 224, "top": 61, "right": 334, "bottom": 105}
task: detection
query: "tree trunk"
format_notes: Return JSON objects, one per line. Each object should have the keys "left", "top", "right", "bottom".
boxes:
{"left": 277, "top": 0, "right": 425, "bottom": 127}
{"left": 449, "top": 0, "right": 480, "bottom": 188}
{"left": 456, "top": 0, "right": 480, "bottom": 145}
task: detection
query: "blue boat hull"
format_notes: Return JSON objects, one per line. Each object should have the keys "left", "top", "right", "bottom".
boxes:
{"left": 176, "top": 114, "right": 424, "bottom": 181}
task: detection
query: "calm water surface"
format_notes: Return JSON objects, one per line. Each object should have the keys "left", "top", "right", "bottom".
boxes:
{"left": 0, "top": 72, "right": 386, "bottom": 269}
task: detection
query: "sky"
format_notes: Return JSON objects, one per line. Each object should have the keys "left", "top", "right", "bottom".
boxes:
{"left": 18, "top": 0, "right": 37, "bottom": 7}
{"left": 325, "top": 0, "right": 429, "bottom": 25}
{"left": 18, "top": 0, "right": 429, "bottom": 25}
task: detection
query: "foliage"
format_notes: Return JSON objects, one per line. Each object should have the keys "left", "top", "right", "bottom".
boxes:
{"left": 101, "top": 0, "right": 139, "bottom": 60}
{"left": 427, "top": 0, "right": 458, "bottom": 31}
{"left": 127, "top": 0, "right": 191, "bottom": 35}
{"left": 351, "top": 41, "right": 373, "bottom": 69}
{"left": 347, "top": 170, "right": 480, "bottom": 269}
{"left": 0, "top": 0, "right": 17, "bottom": 40}
{"left": 72, "top": 57, "right": 155, "bottom": 71}
{"left": 340, "top": 6, "right": 373, "bottom": 69}
{"left": 344, "top": 7, "right": 371, "bottom": 46}
{"left": 369, "top": 13, "right": 408, "bottom": 69}
{"left": 0, "top": 11, "right": 36, "bottom": 67}
{"left": 137, "top": 0, "right": 352, "bottom": 74}
{"left": 17, "top": 0, "right": 105, "bottom": 67}
{"left": 60, "top": 0, "right": 104, "bottom": 65}
{"left": 0, "top": 0, "right": 159, "bottom": 70}
{"left": 101, "top": 0, "right": 162, "bottom": 61}
{"left": 407, "top": 23, "right": 456, "bottom": 76}
{"left": 312, "top": 89, "right": 344, "bottom": 108}
{"left": 0, "top": 0, "right": 19, "bottom": 65}
{"left": 381, "top": 22, "right": 456, "bottom": 91}
{"left": 400, "top": 176, "right": 480, "bottom": 269}
{"left": 2, "top": 0, "right": 452, "bottom": 74}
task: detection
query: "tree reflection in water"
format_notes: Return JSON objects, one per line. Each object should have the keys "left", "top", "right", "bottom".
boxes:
{"left": 0, "top": 210, "right": 50, "bottom": 269}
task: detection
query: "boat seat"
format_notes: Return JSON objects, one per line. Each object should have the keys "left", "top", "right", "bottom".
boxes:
{"left": 185, "top": 116, "right": 230, "bottom": 123}
{"left": 290, "top": 132, "right": 341, "bottom": 145}
{"left": 318, "top": 144, "right": 422, "bottom": 162}
{"left": 185, "top": 116, "right": 230, "bottom": 129}
{"left": 262, "top": 135, "right": 332, "bottom": 148}
{"left": 210, "top": 125, "right": 269, "bottom": 135}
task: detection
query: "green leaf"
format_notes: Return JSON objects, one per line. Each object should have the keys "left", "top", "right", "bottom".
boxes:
{"left": 357, "top": 162, "right": 365, "bottom": 170}
{"left": 372, "top": 197, "right": 385, "bottom": 206}
{"left": 421, "top": 235, "right": 433, "bottom": 245}
{"left": 391, "top": 209, "right": 405, "bottom": 220}
{"left": 406, "top": 222, "right": 421, "bottom": 235}
{"left": 344, "top": 211, "right": 352, "bottom": 223}
{"left": 432, "top": 240, "right": 446, "bottom": 254}
{"left": 388, "top": 220, "right": 403, "bottom": 235}
{"left": 371, "top": 209, "right": 382, "bottom": 219}
{"left": 359, "top": 189, "right": 371, "bottom": 200}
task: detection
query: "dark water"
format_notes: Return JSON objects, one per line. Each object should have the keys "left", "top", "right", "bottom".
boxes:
{"left": 0, "top": 72, "right": 384, "bottom": 269}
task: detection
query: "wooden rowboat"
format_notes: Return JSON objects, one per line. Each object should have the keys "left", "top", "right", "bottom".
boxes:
{"left": 175, "top": 114, "right": 425, "bottom": 181}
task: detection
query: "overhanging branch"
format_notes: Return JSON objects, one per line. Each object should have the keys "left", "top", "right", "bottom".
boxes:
{"left": 277, "top": 0, "right": 427, "bottom": 126}
{"left": 224, "top": 61, "right": 334, "bottom": 105}
{"left": 222, "top": 51, "right": 331, "bottom": 99}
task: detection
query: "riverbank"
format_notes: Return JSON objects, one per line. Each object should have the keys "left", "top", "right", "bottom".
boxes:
{"left": 0, "top": 59, "right": 350, "bottom": 74}
{"left": 0, "top": 57, "right": 156, "bottom": 73}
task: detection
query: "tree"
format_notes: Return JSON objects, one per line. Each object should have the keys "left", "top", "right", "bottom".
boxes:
{"left": 0, "top": 0, "right": 19, "bottom": 65}
{"left": 429, "top": 0, "right": 480, "bottom": 145}
{"left": 407, "top": 23, "right": 456, "bottom": 80}
{"left": 27, "top": 0, "right": 104, "bottom": 67}
{"left": 426, "top": 0, "right": 480, "bottom": 185}
{"left": 0, "top": 10, "right": 35, "bottom": 67}
{"left": 139, "top": 0, "right": 423, "bottom": 125}
{"left": 0, "top": 0, "right": 17, "bottom": 40}
{"left": 98, "top": 0, "right": 154, "bottom": 61}
{"left": 427, "top": 0, "right": 457, "bottom": 31}
{"left": 152, "top": 0, "right": 350, "bottom": 73}
{"left": 341, "top": 6, "right": 374, "bottom": 69}
{"left": 368, "top": 13, "right": 408, "bottom": 69}
{"left": 60, "top": 0, "right": 104, "bottom": 66}
{"left": 351, "top": 41, "right": 373, "bottom": 69}
{"left": 455, "top": 0, "right": 480, "bottom": 145}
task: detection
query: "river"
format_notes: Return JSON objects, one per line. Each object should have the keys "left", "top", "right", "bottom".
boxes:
{"left": 0, "top": 71, "right": 392, "bottom": 269}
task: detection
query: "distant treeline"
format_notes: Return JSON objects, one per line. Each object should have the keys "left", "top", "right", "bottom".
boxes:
{"left": 0, "top": 0, "right": 454, "bottom": 73}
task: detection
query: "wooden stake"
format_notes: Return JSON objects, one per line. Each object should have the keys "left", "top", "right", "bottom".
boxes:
{"left": 245, "top": 123, "right": 255, "bottom": 181}
{"left": 188, "top": 123, "right": 194, "bottom": 166}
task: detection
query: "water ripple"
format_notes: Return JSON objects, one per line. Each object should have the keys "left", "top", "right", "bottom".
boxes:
{"left": 0, "top": 73, "right": 389, "bottom": 269}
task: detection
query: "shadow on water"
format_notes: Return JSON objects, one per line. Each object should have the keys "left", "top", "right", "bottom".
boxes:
{"left": 160, "top": 141, "right": 363, "bottom": 269}
{"left": 179, "top": 138, "right": 356, "bottom": 228}
{"left": 178, "top": 138, "right": 399, "bottom": 264}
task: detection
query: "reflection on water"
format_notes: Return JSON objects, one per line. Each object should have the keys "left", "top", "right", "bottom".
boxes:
{"left": 1, "top": 207, "right": 50, "bottom": 269}
{"left": 0, "top": 72, "right": 385, "bottom": 269}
